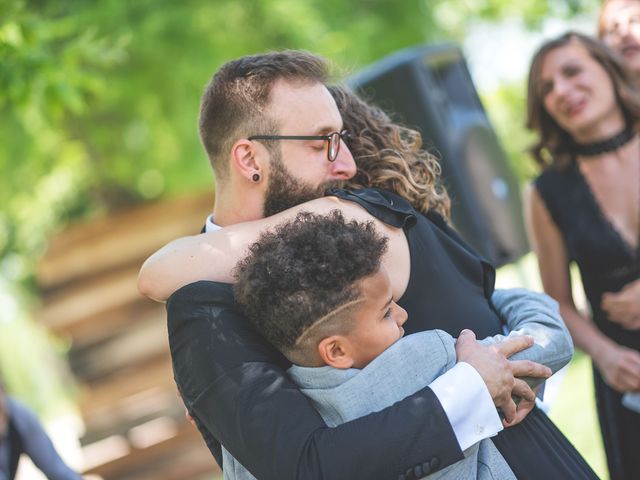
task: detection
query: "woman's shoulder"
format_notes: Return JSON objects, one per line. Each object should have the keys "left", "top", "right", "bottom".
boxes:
{"left": 326, "top": 188, "right": 418, "bottom": 229}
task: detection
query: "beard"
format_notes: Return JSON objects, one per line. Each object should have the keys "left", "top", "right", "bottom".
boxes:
{"left": 263, "top": 153, "right": 345, "bottom": 217}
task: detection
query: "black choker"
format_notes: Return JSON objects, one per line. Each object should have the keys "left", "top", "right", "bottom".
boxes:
{"left": 572, "top": 126, "right": 636, "bottom": 156}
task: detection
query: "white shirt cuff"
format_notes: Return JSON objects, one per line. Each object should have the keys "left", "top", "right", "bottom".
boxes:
{"left": 429, "top": 362, "right": 503, "bottom": 451}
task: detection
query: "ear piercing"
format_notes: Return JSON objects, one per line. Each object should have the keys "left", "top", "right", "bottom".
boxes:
{"left": 252, "top": 172, "right": 261, "bottom": 182}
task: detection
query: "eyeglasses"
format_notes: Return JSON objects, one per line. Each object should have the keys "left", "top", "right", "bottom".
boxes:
{"left": 248, "top": 130, "right": 350, "bottom": 162}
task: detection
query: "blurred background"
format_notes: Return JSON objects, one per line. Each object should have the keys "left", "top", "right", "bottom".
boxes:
{"left": 0, "top": 0, "right": 607, "bottom": 478}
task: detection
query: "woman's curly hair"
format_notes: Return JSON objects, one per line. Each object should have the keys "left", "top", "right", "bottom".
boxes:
{"left": 233, "top": 210, "right": 387, "bottom": 366}
{"left": 329, "top": 85, "right": 451, "bottom": 217}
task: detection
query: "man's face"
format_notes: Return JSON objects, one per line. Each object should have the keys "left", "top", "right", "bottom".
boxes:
{"left": 263, "top": 151, "right": 343, "bottom": 217}
{"left": 260, "top": 80, "right": 357, "bottom": 216}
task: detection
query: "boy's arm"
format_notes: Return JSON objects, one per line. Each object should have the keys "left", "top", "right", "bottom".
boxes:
{"left": 486, "top": 288, "right": 574, "bottom": 377}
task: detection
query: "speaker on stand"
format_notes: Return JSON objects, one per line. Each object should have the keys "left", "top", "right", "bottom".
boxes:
{"left": 348, "top": 43, "right": 529, "bottom": 267}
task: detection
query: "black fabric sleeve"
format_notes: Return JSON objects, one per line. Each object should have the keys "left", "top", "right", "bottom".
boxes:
{"left": 167, "top": 280, "right": 464, "bottom": 480}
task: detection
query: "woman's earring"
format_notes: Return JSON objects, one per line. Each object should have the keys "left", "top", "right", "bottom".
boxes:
{"left": 252, "top": 172, "right": 261, "bottom": 182}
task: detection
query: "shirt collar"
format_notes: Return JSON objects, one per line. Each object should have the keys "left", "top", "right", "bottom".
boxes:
{"left": 205, "top": 214, "right": 222, "bottom": 233}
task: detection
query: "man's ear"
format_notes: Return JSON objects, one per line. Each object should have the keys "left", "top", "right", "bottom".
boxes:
{"left": 318, "top": 336, "right": 354, "bottom": 369}
{"left": 230, "top": 138, "right": 262, "bottom": 182}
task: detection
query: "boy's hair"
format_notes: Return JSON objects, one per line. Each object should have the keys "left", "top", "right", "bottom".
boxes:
{"left": 233, "top": 210, "right": 388, "bottom": 365}
{"left": 199, "top": 50, "right": 329, "bottom": 180}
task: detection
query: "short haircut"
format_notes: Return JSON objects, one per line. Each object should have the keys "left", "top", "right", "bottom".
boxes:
{"left": 233, "top": 210, "right": 388, "bottom": 365}
{"left": 199, "top": 50, "right": 329, "bottom": 180}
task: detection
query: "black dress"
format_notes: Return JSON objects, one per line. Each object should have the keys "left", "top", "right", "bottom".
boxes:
{"left": 536, "top": 164, "right": 640, "bottom": 480}
{"left": 332, "top": 188, "right": 597, "bottom": 480}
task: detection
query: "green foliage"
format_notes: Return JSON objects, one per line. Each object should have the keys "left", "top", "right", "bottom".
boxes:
{"left": 481, "top": 83, "right": 539, "bottom": 183}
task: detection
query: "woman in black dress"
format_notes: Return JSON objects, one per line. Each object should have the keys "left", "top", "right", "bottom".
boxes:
{"left": 526, "top": 31, "right": 640, "bottom": 480}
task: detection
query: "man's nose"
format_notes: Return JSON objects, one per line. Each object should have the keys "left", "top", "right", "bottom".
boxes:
{"left": 330, "top": 141, "right": 357, "bottom": 180}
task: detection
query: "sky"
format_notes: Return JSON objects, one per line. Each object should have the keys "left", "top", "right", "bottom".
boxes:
{"left": 464, "top": 13, "right": 598, "bottom": 93}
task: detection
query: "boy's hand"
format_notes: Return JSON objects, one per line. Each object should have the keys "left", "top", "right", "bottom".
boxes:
{"left": 456, "top": 330, "right": 551, "bottom": 424}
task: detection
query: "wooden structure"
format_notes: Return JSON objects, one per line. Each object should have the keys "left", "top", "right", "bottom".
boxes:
{"left": 37, "top": 193, "right": 221, "bottom": 480}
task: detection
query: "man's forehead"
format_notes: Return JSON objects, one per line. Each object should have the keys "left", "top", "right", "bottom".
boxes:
{"left": 268, "top": 79, "right": 342, "bottom": 133}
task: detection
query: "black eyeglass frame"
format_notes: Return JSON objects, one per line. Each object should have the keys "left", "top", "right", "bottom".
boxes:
{"left": 248, "top": 130, "right": 350, "bottom": 162}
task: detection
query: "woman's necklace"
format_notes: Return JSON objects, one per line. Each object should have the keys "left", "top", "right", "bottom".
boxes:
{"left": 576, "top": 135, "right": 640, "bottom": 254}
{"left": 572, "top": 125, "right": 636, "bottom": 157}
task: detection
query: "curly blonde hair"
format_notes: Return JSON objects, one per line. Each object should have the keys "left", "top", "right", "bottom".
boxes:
{"left": 329, "top": 85, "right": 450, "bottom": 217}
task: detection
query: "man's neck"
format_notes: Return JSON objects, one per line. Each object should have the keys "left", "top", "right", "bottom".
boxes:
{"left": 212, "top": 185, "right": 265, "bottom": 227}
{"left": 211, "top": 208, "right": 261, "bottom": 228}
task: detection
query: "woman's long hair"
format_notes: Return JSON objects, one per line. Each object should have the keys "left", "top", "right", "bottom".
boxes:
{"left": 526, "top": 31, "right": 640, "bottom": 170}
{"left": 330, "top": 85, "right": 450, "bottom": 217}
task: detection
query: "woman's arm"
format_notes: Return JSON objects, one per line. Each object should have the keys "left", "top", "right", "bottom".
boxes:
{"left": 525, "top": 184, "right": 640, "bottom": 392}
{"left": 139, "top": 196, "right": 411, "bottom": 303}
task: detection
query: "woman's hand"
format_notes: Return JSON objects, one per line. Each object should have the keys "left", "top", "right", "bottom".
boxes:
{"left": 602, "top": 279, "right": 640, "bottom": 329}
{"left": 593, "top": 342, "right": 640, "bottom": 392}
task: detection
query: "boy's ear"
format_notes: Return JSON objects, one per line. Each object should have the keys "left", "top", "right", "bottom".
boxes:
{"left": 230, "top": 138, "right": 262, "bottom": 182}
{"left": 318, "top": 336, "right": 354, "bottom": 369}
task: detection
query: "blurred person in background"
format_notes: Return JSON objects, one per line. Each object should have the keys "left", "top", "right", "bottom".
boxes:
{"left": 599, "top": 0, "right": 640, "bottom": 77}
{"left": 525, "top": 31, "right": 640, "bottom": 480}
{"left": 0, "top": 379, "right": 81, "bottom": 480}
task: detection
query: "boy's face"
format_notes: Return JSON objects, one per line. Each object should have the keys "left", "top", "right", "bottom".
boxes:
{"left": 345, "top": 266, "right": 408, "bottom": 369}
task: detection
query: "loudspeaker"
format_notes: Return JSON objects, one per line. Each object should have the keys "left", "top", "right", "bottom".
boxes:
{"left": 348, "top": 43, "right": 529, "bottom": 267}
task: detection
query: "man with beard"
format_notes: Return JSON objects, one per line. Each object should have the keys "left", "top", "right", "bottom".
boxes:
{"left": 139, "top": 51, "right": 562, "bottom": 479}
